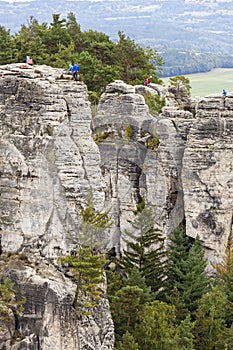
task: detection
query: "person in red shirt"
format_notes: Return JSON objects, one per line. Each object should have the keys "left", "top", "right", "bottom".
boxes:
{"left": 144, "top": 75, "right": 152, "bottom": 86}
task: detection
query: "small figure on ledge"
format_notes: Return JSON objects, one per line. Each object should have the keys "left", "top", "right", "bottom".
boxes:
{"left": 222, "top": 89, "right": 227, "bottom": 97}
{"left": 26, "top": 56, "right": 33, "bottom": 65}
{"left": 144, "top": 75, "right": 152, "bottom": 86}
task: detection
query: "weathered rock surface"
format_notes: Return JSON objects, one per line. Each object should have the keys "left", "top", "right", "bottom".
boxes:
{"left": 92, "top": 80, "right": 195, "bottom": 252}
{"left": 0, "top": 257, "right": 114, "bottom": 350}
{"left": 182, "top": 94, "right": 233, "bottom": 265}
{"left": 0, "top": 64, "right": 113, "bottom": 350}
{"left": 0, "top": 63, "right": 106, "bottom": 257}
{"left": 92, "top": 81, "right": 233, "bottom": 267}
{"left": 1, "top": 64, "right": 233, "bottom": 348}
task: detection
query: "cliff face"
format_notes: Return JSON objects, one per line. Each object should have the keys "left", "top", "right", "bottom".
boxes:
{"left": 0, "top": 64, "right": 233, "bottom": 348}
{"left": 0, "top": 64, "right": 113, "bottom": 350}
{"left": 182, "top": 95, "right": 233, "bottom": 264}
{"left": 0, "top": 64, "right": 106, "bottom": 258}
{"left": 92, "top": 81, "right": 195, "bottom": 253}
{"left": 0, "top": 258, "right": 114, "bottom": 350}
{"left": 93, "top": 82, "right": 233, "bottom": 266}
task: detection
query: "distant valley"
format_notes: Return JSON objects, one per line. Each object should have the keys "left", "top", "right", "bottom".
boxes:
{"left": 163, "top": 68, "right": 233, "bottom": 98}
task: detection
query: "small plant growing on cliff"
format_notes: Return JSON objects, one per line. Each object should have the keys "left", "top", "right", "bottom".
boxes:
{"left": 147, "top": 136, "right": 160, "bottom": 150}
{"left": 59, "top": 192, "right": 112, "bottom": 315}
{"left": 212, "top": 235, "right": 233, "bottom": 281}
{"left": 0, "top": 277, "right": 26, "bottom": 338}
{"left": 143, "top": 91, "right": 165, "bottom": 115}
{"left": 125, "top": 124, "right": 133, "bottom": 141}
{"left": 88, "top": 91, "right": 100, "bottom": 117}
{"left": 133, "top": 196, "right": 145, "bottom": 215}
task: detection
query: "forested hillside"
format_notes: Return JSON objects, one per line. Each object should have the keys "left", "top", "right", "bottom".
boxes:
{"left": 161, "top": 48, "right": 233, "bottom": 77}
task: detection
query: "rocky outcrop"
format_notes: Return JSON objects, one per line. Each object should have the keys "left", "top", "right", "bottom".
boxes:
{"left": 1, "top": 64, "right": 233, "bottom": 348}
{"left": 0, "top": 257, "right": 114, "bottom": 350}
{"left": 182, "top": 94, "right": 233, "bottom": 265}
{"left": 92, "top": 82, "right": 233, "bottom": 267}
{"left": 0, "top": 63, "right": 106, "bottom": 257}
{"left": 0, "top": 64, "right": 113, "bottom": 350}
{"left": 92, "top": 80, "right": 195, "bottom": 253}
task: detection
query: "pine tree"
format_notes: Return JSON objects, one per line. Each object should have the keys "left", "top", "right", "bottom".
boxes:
{"left": 0, "top": 26, "right": 16, "bottom": 64}
{"left": 165, "top": 228, "right": 192, "bottom": 312}
{"left": 59, "top": 247, "right": 106, "bottom": 315}
{"left": 106, "top": 269, "right": 125, "bottom": 301}
{"left": 45, "top": 14, "right": 71, "bottom": 55}
{"left": 120, "top": 206, "right": 167, "bottom": 295}
{"left": 194, "top": 286, "right": 228, "bottom": 350}
{"left": 212, "top": 235, "right": 233, "bottom": 325}
{"left": 135, "top": 300, "right": 180, "bottom": 350}
{"left": 110, "top": 285, "right": 145, "bottom": 339}
{"left": 6, "top": 13, "right": 164, "bottom": 97}
{"left": 165, "top": 230, "right": 210, "bottom": 317}
{"left": 113, "top": 31, "right": 162, "bottom": 85}
{"left": 58, "top": 192, "right": 112, "bottom": 315}
{"left": 179, "top": 236, "right": 210, "bottom": 315}
{"left": 177, "top": 314, "right": 195, "bottom": 350}
{"left": 79, "top": 191, "right": 113, "bottom": 249}
{"left": 169, "top": 76, "right": 191, "bottom": 96}
{"left": 66, "top": 12, "right": 82, "bottom": 53}
{"left": 125, "top": 267, "right": 152, "bottom": 304}
{"left": 106, "top": 267, "right": 152, "bottom": 346}
{"left": 116, "top": 331, "right": 139, "bottom": 350}
{"left": 13, "top": 18, "right": 48, "bottom": 64}
{"left": 166, "top": 228, "right": 191, "bottom": 290}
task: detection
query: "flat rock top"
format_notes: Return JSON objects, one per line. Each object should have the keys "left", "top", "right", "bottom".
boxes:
{"left": 0, "top": 63, "right": 72, "bottom": 82}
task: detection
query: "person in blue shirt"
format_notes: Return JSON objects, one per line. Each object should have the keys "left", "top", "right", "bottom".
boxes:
{"left": 222, "top": 89, "right": 227, "bottom": 96}
{"left": 72, "top": 64, "right": 80, "bottom": 81}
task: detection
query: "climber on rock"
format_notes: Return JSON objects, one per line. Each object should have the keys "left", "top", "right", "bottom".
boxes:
{"left": 72, "top": 63, "right": 80, "bottom": 81}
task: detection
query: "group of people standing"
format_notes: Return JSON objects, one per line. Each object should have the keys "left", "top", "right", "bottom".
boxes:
{"left": 67, "top": 63, "right": 80, "bottom": 81}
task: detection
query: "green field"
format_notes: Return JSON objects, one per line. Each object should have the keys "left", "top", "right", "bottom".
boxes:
{"left": 162, "top": 68, "right": 233, "bottom": 99}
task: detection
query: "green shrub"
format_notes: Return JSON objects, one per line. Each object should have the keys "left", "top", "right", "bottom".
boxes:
{"left": 125, "top": 124, "right": 133, "bottom": 141}
{"left": 144, "top": 91, "right": 165, "bottom": 115}
{"left": 88, "top": 91, "right": 100, "bottom": 117}
{"left": 147, "top": 136, "right": 160, "bottom": 150}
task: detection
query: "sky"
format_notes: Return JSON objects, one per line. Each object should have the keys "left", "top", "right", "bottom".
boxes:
{"left": 6, "top": 0, "right": 34, "bottom": 2}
